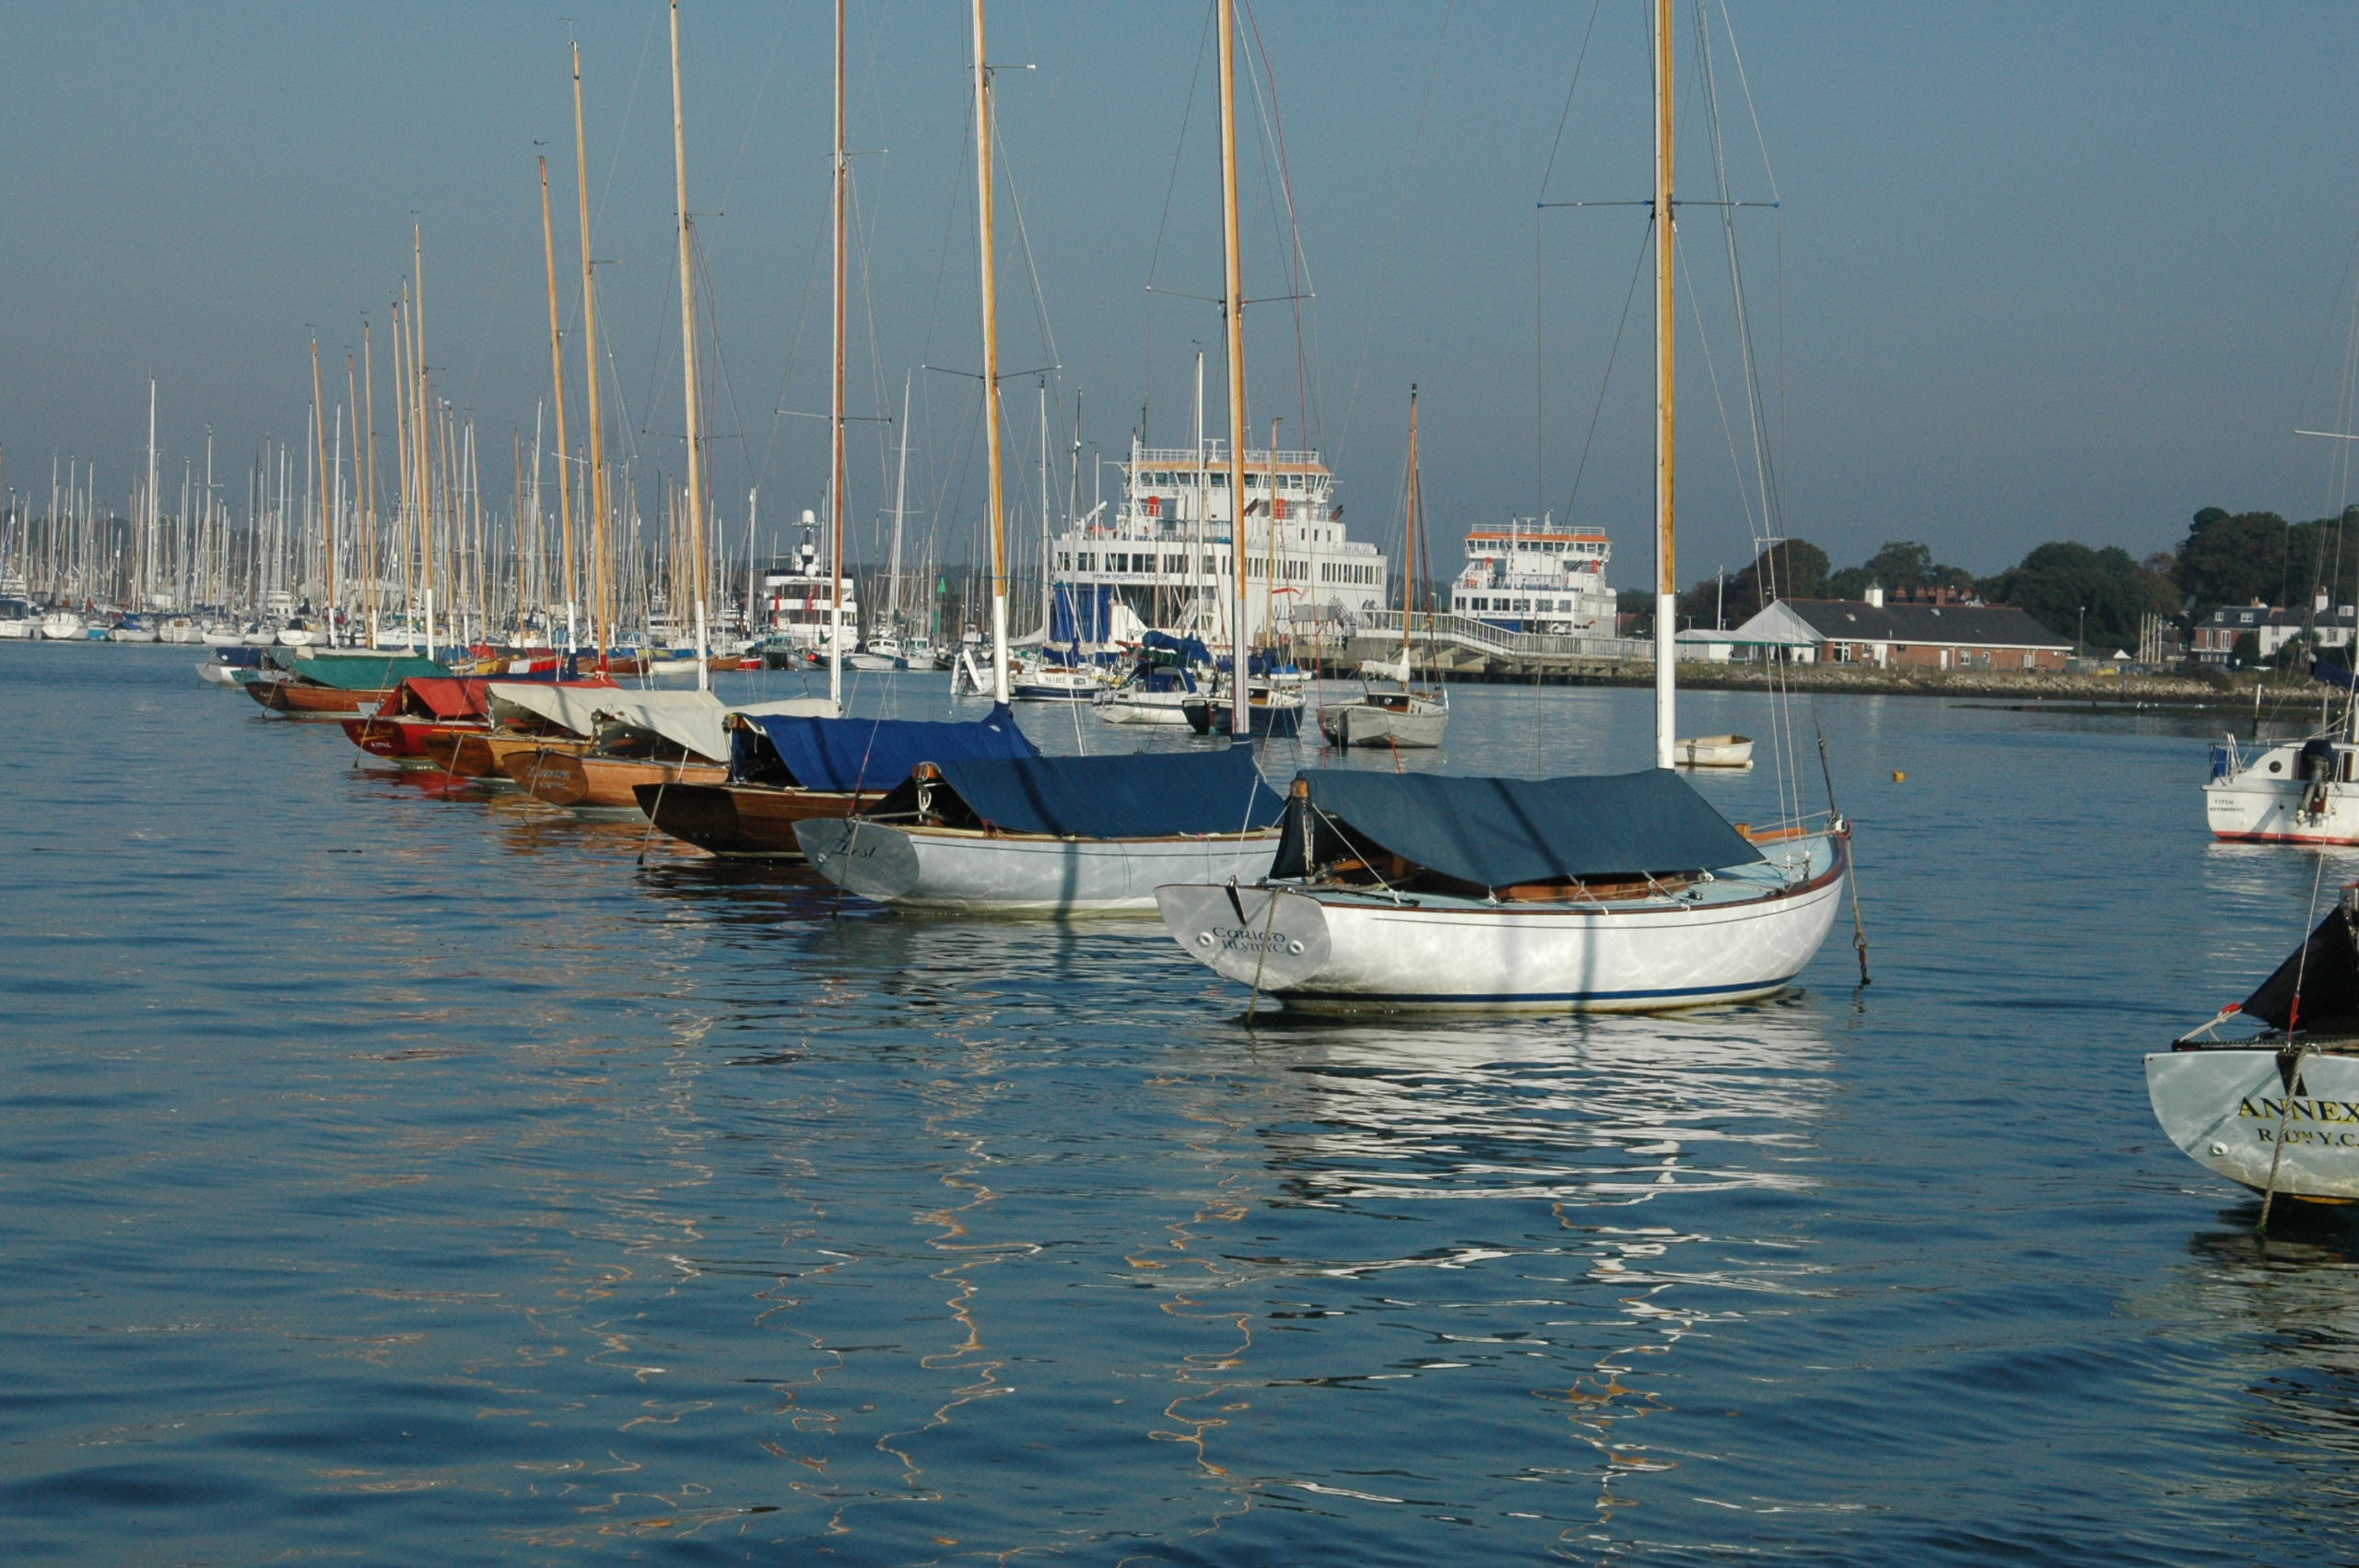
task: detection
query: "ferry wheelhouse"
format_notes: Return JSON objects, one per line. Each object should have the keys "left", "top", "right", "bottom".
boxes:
{"left": 1448, "top": 516, "right": 1616, "bottom": 635}
{"left": 1050, "top": 439, "right": 1386, "bottom": 646}
{"left": 761, "top": 511, "right": 857, "bottom": 652}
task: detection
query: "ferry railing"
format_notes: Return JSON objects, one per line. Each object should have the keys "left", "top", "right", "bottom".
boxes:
{"left": 1354, "top": 609, "right": 1647, "bottom": 662}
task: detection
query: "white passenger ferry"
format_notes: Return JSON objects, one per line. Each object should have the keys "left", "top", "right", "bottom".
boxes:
{"left": 1049, "top": 439, "right": 1387, "bottom": 646}
{"left": 761, "top": 511, "right": 857, "bottom": 653}
{"left": 1447, "top": 515, "right": 1617, "bottom": 635}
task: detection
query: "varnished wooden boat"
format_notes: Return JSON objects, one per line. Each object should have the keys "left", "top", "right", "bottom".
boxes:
{"left": 427, "top": 729, "right": 593, "bottom": 779}
{"left": 249, "top": 678, "right": 383, "bottom": 717}
{"left": 509, "top": 748, "right": 725, "bottom": 810}
{"left": 630, "top": 780, "right": 882, "bottom": 858}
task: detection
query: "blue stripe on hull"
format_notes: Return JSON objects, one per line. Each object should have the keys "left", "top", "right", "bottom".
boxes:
{"left": 1280, "top": 973, "right": 1803, "bottom": 1006}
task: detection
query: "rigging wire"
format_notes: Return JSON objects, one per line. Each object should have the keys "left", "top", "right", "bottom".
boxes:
{"left": 1238, "top": 0, "right": 1322, "bottom": 450}
{"left": 1331, "top": 1, "right": 1454, "bottom": 471}
{"left": 1535, "top": 0, "right": 1607, "bottom": 512}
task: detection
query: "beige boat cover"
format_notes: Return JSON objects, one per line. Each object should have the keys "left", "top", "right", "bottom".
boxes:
{"left": 485, "top": 684, "right": 837, "bottom": 761}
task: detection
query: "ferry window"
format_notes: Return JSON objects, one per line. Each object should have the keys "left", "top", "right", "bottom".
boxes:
{"left": 1057, "top": 553, "right": 1070, "bottom": 571}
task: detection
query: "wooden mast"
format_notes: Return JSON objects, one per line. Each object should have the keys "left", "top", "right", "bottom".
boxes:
{"left": 669, "top": 0, "right": 710, "bottom": 688}
{"left": 1217, "top": 0, "right": 1250, "bottom": 735}
{"left": 1651, "top": 0, "right": 1677, "bottom": 768}
{"left": 538, "top": 154, "right": 577, "bottom": 653}
{"left": 310, "top": 341, "right": 331, "bottom": 641}
{"left": 573, "top": 41, "right": 611, "bottom": 666}
{"left": 971, "top": 0, "right": 1009, "bottom": 705}
{"left": 1402, "top": 384, "right": 1417, "bottom": 673}
{"left": 829, "top": 0, "right": 847, "bottom": 708}
{"left": 361, "top": 322, "right": 379, "bottom": 645}
{"left": 410, "top": 229, "right": 434, "bottom": 659}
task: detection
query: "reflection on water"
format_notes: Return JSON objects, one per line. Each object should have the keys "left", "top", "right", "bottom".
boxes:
{"left": 9, "top": 648, "right": 2359, "bottom": 1563}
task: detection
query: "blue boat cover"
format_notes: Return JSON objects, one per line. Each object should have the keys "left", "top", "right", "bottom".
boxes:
{"left": 2315, "top": 657, "right": 2357, "bottom": 692}
{"left": 929, "top": 743, "right": 1285, "bottom": 838}
{"left": 1274, "top": 767, "right": 1766, "bottom": 886}
{"left": 743, "top": 705, "right": 1041, "bottom": 792}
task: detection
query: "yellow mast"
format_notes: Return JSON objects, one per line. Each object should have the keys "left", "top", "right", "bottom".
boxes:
{"left": 1402, "top": 385, "right": 1417, "bottom": 668}
{"left": 1217, "top": 0, "right": 1250, "bottom": 733}
{"left": 311, "top": 338, "right": 332, "bottom": 642}
{"left": 361, "top": 323, "right": 379, "bottom": 646}
{"left": 668, "top": 0, "right": 709, "bottom": 686}
{"left": 971, "top": 0, "right": 1009, "bottom": 705}
{"left": 1652, "top": 0, "right": 1678, "bottom": 768}
{"left": 538, "top": 154, "right": 577, "bottom": 651}
{"left": 828, "top": 0, "right": 847, "bottom": 708}
{"left": 392, "top": 292, "right": 413, "bottom": 632}
{"left": 411, "top": 227, "right": 436, "bottom": 658}
{"left": 572, "top": 42, "right": 612, "bottom": 663}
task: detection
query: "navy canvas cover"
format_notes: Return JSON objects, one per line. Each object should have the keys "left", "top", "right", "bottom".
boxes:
{"left": 1274, "top": 767, "right": 1766, "bottom": 886}
{"left": 742, "top": 706, "right": 1040, "bottom": 792}
{"left": 2243, "top": 900, "right": 2359, "bottom": 1036}
{"left": 925, "top": 744, "right": 1285, "bottom": 838}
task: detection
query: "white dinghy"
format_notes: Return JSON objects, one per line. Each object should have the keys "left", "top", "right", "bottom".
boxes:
{"left": 1156, "top": 770, "right": 1847, "bottom": 1013}
{"left": 796, "top": 744, "right": 1286, "bottom": 916}
{"left": 2149, "top": 885, "right": 2359, "bottom": 1205}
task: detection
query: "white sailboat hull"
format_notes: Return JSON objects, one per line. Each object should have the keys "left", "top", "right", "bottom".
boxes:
{"left": 1321, "top": 701, "right": 1448, "bottom": 749}
{"left": 2206, "top": 767, "right": 2359, "bottom": 845}
{"left": 795, "top": 818, "right": 1282, "bottom": 915}
{"left": 1096, "top": 691, "right": 1196, "bottom": 725}
{"left": 2146, "top": 1047, "right": 2359, "bottom": 1200}
{"left": 1675, "top": 734, "right": 1755, "bottom": 767}
{"left": 1156, "top": 834, "right": 1848, "bottom": 1013}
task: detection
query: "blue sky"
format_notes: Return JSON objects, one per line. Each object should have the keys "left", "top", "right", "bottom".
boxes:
{"left": 5, "top": 2, "right": 2359, "bottom": 589}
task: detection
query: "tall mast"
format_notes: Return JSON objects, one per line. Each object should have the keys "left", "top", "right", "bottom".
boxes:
{"left": 1402, "top": 385, "right": 1417, "bottom": 666}
{"left": 361, "top": 323, "right": 378, "bottom": 644}
{"left": 1651, "top": 0, "right": 1677, "bottom": 769}
{"left": 971, "top": 0, "right": 1009, "bottom": 705}
{"left": 412, "top": 228, "right": 435, "bottom": 658}
{"left": 144, "top": 378, "right": 158, "bottom": 614}
{"left": 829, "top": 0, "right": 847, "bottom": 707}
{"left": 1217, "top": 0, "right": 1250, "bottom": 735}
{"left": 888, "top": 373, "right": 910, "bottom": 631}
{"left": 669, "top": 0, "right": 710, "bottom": 690}
{"left": 538, "top": 155, "right": 577, "bottom": 651}
{"left": 310, "top": 341, "right": 332, "bottom": 640}
{"left": 1039, "top": 380, "right": 1051, "bottom": 639}
{"left": 573, "top": 41, "right": 611, "bottom": 663}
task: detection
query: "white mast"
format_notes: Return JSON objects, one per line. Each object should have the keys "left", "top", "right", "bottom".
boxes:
{"left": 144, "top": 378, "right": 158, "bottom": 614}
{"left": 1651, "top": 0, "right": 1678, "bottom": 769}
{"left": 669, "top": 0, "right": 710, "bottom": 692}
{"left": 1217, "top": 0, "right": 1250, "bottom": 735}
{"left": 828, "top": 0, "right": 848, "bottom": 708}
{"left": 971, "top": 0, "right": 1010, "bottom": 705}
{"left": 1039, "top": 379, "right": 1051, "bottom": 639}
{"left": 888, "top": 374, "right": 910, "bottom": 633}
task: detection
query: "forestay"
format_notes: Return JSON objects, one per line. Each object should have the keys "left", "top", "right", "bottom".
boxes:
{"left": 901, "top": 744, "right": 1285, "bottom": 839}
{"left": 1273, "top": 768, "right": 1766, "bottom": 886}
{"left": 741, "top": 706, "right": 1040, "bottom": 792}
{"left": 2242, "top": 899, "right": 2359, "bottom": 1036}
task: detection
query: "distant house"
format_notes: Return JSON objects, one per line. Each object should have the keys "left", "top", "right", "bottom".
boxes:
{"left": 2189, "top": 597, "right": 2355, "bottom": 664}
{"left": 1723, "top": 588, "right": 2072, "bottom": 671}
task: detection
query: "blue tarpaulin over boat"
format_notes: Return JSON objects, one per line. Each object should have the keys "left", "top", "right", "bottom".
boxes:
{"left": 923, "top": 744, "right": 1285, "bottom": 838}
{"left": 2315, "top": 657, "right": 2357, "bottom": 692}
{"left": 1273, "top": 768, "right": 1766, "bottom": 886}
{"left": 739, "top": 706, "right": 1040, "bottom": 792}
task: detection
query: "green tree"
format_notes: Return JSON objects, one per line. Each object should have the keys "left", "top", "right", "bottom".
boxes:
{"left": 2176, "top": 508, "right": 2287, "bottom": 617}
{"left": 1678, "top": 539, "right": 1829, "bottom": 626}
{"left": 1980, "top": 541, "right": 2175, "bottom": 651}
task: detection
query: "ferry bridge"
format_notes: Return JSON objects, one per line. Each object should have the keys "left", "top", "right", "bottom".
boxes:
{"left": 1317, "top": 609, "right": 1650, "bottom": 681}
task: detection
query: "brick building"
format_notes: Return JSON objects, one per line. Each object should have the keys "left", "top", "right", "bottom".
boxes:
{"left": 1724, "top": 590, "right": 2072, "bottom": 671}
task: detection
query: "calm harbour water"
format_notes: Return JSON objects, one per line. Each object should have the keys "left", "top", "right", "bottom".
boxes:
{"left": 5, "top": 643, "right": 2356, "bottom": 1565}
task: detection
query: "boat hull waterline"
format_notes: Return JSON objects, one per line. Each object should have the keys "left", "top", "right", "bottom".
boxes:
{"left": 2146, "top": 1047, "right": 2359, "bottom": 1202}
{"left": 1156, "top": 833, "right": 1848, "bottom": 1014}
{"left": 795, "top": 818, "right": 1283, "bottom": 916}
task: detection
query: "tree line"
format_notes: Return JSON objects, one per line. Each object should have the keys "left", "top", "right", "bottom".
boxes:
{"left": 1640, "top": 506, "right": 2359, "bottom": 657}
